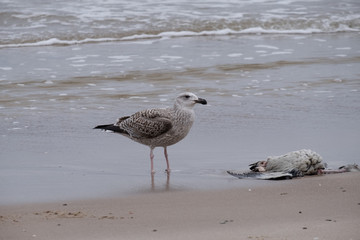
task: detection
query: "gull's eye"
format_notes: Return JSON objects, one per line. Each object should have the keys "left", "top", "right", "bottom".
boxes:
{"left": 184, "top": 95, "right": 190, "bottom": 99}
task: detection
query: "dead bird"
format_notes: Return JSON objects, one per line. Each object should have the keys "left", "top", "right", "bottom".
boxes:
{"left": 228, "top": 149, "right": 359, "bottom": 180}
{"left": 249, "top": 149, "right": 325, "bottom": 177}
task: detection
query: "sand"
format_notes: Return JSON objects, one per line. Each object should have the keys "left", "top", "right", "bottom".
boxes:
{"left": 1, "top": 172, "right": 359, "bottom": 240}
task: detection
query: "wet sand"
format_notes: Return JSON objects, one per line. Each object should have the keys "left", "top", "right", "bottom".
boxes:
{"left": 1, "top": 172, "right": 359, "bottom": 240}
{"left": 1, "top": 33, "right": 360, "bottom": 204}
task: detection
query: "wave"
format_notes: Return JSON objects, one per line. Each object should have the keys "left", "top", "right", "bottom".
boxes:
{"left": 1, "top": 0, "right": 360, "bottom": 49}
{"left": 1, "top": 25, "right": 358, "bottom": 49}
{"left": 122, "top": 25, "right": 359, "bottom": 41}
{"left": 0, "top": 37, "right": 119, "bottom": 48}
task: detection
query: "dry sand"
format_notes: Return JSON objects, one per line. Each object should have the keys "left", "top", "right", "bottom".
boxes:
{"left": 1, "top": 172, "right": 359, "bottom": 240}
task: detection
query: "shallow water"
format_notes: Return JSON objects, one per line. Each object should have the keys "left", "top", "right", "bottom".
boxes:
{"left": 1, "top": 0, "right": 360, "bottom": 204}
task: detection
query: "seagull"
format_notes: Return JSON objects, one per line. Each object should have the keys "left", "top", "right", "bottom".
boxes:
{"left": 248, "top": 149, "right": 325, "bottom": 177}
{"left": 227, "top": 149, "right": 359, "bottom": 180}
{"left": 94, "top": 92, "right": 207, "bottom": 174}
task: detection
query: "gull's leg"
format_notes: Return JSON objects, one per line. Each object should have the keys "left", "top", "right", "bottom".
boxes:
{"left": 150, "top": 147, "right": 155, "bottom": 174}
{"left": 164, "top": 147, "right": 171, "bottom": 173}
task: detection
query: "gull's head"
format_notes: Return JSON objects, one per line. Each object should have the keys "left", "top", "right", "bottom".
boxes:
{"left": 175, "top": 92, "right": 207, "bottom": 109}
{"left": 249, "top": 161, "right": 267, "bottom": 172}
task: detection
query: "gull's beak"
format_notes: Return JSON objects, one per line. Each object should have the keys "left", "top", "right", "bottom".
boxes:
{"left": 195, "top": 97, "right": 207, "bottom": 105}
{"left": 249, "top": 162, "right": 260, "bottom": 171}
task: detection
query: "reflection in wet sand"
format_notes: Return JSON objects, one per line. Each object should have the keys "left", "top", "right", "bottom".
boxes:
{"left": 151, "top": 172, "right": 170, "bottom": 192}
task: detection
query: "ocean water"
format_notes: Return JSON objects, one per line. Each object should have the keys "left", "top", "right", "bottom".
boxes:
{"left": 0, "top": 0, "right": 360, "bottom": 204}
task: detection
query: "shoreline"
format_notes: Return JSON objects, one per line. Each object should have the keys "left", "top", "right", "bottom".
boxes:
{"left": 1, "top": 172, "right": 359, "bottom": 240}
{"left": 2, "top": 32, "right": 360, "bottom": 206}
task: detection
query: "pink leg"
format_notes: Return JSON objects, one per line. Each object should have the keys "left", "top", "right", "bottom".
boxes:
{"left": 164, "top": 147, "right": 171, "bottom": 173}
{"left": 150, "top": 148, "right": 155, "bottom": 174}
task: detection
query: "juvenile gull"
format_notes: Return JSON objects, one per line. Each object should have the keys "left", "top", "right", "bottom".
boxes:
{"left": 94, "top": 92, "right": 207, "bottom": 173}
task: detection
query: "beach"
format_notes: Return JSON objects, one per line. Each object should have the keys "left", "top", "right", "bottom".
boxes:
{"left": 1, "top": 0, "right": 360, "bottom": 238}
{"left": 1, "top": 172, "right": 359, "bottom": 240}
{"left": 1, "top": 32, "right": 359, "bottom": 204}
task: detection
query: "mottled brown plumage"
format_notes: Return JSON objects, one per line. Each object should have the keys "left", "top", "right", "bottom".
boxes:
{"left": 94, "top": 92, "right": 207, "bottom": 173}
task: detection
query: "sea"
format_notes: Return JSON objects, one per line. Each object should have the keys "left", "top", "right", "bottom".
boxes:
{"left": 1, "top": 0, "right": 359, "bottom": 204}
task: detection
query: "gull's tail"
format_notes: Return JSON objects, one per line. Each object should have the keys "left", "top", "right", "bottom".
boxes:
{"left": 93, "top": 124, "right": 127, "bottom": 134}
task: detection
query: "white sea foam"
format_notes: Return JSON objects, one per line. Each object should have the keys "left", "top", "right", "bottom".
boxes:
{"left": 228, "top": 53, "right": 243, "bottom": 57}
{"left": 6, "top": 26, "right": 347, "bottom": 49}
{"left": 34, "top": 68, "right": 52, "bottom": 71}
{"left": 67, "top": 55, "right": 100, "bottom": 61}
{"left": 0, "top": 38, "right": 118, "bottom": 49}
{"left": 1, "top": 0, "right": 359, "bottom": 50}
{"left": 255, "top": 45, "right": 279, "bottom": 50}
{"left": 1, "top": 25, "right": 359, "bottom": 49}
{"left": 129, "top": 96, "right": 147, "bottom": 99}
{"left": 121, "top": 27, "right": 333, "bottom": 42}
{"left": 70, "top": 64, "right": 88, "bottom": 67}
{"left": 263, "top": 51, "right": 293, "bottom": 56}
{"left": 100, "top": 88, "right": 116, "bottom": 91}
{"left": 159, "top": 55, "right": 183, "bottom": 60}
{"left": 314, "top": 39, "right": 327, "bottom": 42}
{"left": 44, "top": 80, "right": 54, "bottom": 84}
{"left": 120, "top": 29, "right": 238, "bottom": 41}
{"left": 201, "top": 53, "right": 221, "bottom": 58}
{"left": 8, "top": 127, "right": 22, "bottom": 131}
{"left": 0, "top": 67, "right": 13, "bottom": 71}
{"left": 108, "top": 56, "right": 135, "bottom": 62}
{"left": 335, "top": 54, "right": 347, "bottom": 57}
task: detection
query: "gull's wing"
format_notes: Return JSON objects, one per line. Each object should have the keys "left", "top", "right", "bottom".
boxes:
{"left": 117, "top": 108, "right": 172, "bottom": 139}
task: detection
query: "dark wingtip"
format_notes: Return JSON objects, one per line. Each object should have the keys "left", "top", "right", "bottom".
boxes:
{"left": 93, "top": 124, "right": 112, "bottom": 130}
{"left": 93, "top": 124, "right": 128, "bottom": 135}
{"left": 93, "top": 124, "right": 116, "bottom": 131}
